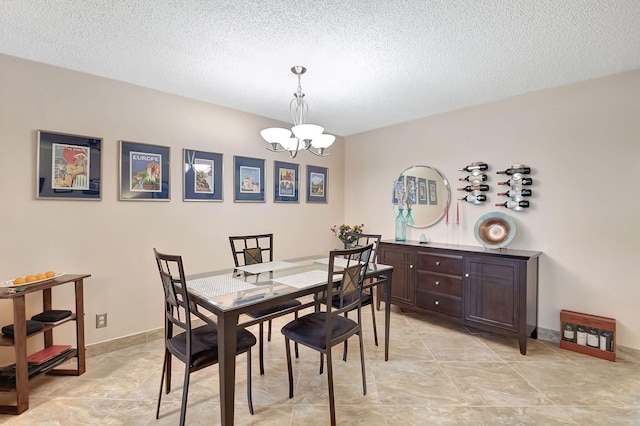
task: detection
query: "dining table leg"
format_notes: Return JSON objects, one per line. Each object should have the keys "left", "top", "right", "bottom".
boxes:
{"left": 218, "top": 312, "right": 239, "bottom": 426}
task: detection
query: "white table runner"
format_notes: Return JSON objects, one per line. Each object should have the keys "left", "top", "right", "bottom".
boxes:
{"left": 187, "top": 276, "right": 255, "bottom": 298}
{"left": 273, "top": 270, "right": 328, "bottom": 289}
{"left": 235, "top": 260, "right": 297, "bottom": 275}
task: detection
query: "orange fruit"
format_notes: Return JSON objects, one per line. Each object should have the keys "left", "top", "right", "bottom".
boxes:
{"left": 45, "top": 271, "right": 56, "bottom": 278}
{"left": 13, "top": 277, "right": 26, "bottom": 285}
{"left": 36, "top": 273, "right": 47, "bottom": 280}
{"left": 25, "top": 275, "right": 37, "bottom": 283}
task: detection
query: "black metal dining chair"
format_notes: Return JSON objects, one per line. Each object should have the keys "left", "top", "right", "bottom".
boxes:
{"left": 228, "top": 233, "right": 300, "bottom": 375}
{"left": 153, "top": 248, "right": 256, "bottom": 426}
{"left": 325, "top": 232, "right": 381, "bottom": 361}
{"left": 281, "top": 244, "right": 373, "bottom": 426}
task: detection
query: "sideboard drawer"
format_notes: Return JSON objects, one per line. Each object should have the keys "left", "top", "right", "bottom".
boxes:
{"left": 415, "top": 290, "right": 462, "bottom": 318}
{"left": 417, "top": 272, "right": 462, "bottom": 297}
{"left": 417, "top": 253, "right": 463, "bottom": 275}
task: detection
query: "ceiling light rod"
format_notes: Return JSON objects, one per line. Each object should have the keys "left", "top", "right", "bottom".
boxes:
{"left": 260, "top": 66, "right": 335, "bottom": 159}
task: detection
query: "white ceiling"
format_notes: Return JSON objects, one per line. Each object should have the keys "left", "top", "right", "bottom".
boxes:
{"left": 1, "top": 1, "right": 639, "bottom": 136}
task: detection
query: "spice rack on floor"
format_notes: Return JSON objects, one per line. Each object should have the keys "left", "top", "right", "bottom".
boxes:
{"left": 560, "top": 309, "right": 616, "bottom": 362}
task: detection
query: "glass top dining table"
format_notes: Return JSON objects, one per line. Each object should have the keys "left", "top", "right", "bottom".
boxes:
{"left": 185, "top": 255, "right": 394, "bottom": 426}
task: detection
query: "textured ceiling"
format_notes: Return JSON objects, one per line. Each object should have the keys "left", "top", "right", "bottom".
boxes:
{"left": 1, "top": 1, "right": 639, "bottom": 136}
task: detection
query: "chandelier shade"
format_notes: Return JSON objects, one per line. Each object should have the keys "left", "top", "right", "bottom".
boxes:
{"left": 260, "top": 66, "right": 334, "bottom": 158}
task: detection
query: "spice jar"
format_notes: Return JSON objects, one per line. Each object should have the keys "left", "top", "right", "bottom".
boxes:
{"left": 562, "top": 322, "right": 576, "bottom": 343}
{"left": 576, "top": 325, "right": 588, "bottom": 346}
{"left": 599, "top": 330, "right": 614, "bottom": 352}
{"left": 587, "top": 327, "right": 599, "bottom": 348}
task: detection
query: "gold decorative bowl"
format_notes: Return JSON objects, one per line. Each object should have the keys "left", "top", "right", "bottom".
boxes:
{"left": 474, "top": 212, "right": 516, "bottom": 249}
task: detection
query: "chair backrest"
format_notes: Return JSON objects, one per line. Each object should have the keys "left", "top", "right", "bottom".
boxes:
{"left": 229, "top": 234, "right": 273, "bottom": 267}
{"left": 153, "top": 248, "right": 194, "bottom": 359}
{"left": 326, "top": 244, "right": 373, "bottom": 319}
{"left": 343, "top": 232, "right": 381, "bottom": 263}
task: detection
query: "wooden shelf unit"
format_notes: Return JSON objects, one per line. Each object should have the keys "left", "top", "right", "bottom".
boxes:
{"left": 0, "top": 274, "right": 90, "bottom": 414}
{"left": 559, "top": 309, "right": 616, "bottom": 362}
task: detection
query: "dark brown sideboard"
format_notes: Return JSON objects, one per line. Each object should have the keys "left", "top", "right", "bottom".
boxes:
{"left": 378, "top": 241, "right": 540, "bottom": 355}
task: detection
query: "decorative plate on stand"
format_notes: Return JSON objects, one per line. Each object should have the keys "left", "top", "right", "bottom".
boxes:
{"left": 474, "top": 212, "right": 516, "bottom": 249}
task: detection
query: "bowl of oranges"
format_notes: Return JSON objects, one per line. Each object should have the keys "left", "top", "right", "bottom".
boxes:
{"left": 1, "top": 271, "right": 61, "bottom": 288}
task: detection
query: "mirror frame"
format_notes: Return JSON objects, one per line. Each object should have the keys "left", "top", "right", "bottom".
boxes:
{"left": 393, "top": 165, "right": 451, "bottom": 228}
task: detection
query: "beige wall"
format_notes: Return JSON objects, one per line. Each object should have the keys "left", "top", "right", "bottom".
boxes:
{"left": 345, "top": 69, "right": 640, "bottom": 350}
{"left": 0, "top": 54, "right": 345, "bottom": 359}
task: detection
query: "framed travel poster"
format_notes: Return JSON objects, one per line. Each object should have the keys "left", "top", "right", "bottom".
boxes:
{"left": 428, "top": 179, "right": 438, "bottom": 205}
{"left": 36, "top": 130, "right": 102, "bottom": 200}
{"left": 274, "top": 160, "right": 299, "bottom": 203}
{"left": 418, "top": 177, "right": 428, "bottom": 204}
{"left": 183, "top": 149, "right": 223, "bottom": 201}
{"left": 306, "top": 165, "right": 327, "bottom": 203}
{"left": 234, "top": 156, "right": 265, "bottom": 202}
{"left": 119, "top": 141, "right": 170, "bottom": 201}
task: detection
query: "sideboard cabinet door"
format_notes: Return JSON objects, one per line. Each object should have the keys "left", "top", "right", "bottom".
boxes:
{"left": 463, "top": 257, "right": 521, "bottom": 333}
{"left": 378, "top": 244, "right": 415, "bottom": 306}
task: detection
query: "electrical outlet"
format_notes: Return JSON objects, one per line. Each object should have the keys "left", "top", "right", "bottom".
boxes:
{"left": 96, "top": 313, "right": 107, "bottom": 328}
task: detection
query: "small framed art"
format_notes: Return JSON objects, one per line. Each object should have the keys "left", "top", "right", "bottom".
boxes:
{"left": 306, "top": 165, "right": 328, "bottom": 203}
{"left": 36, "top": 130, "right": 102, "bottom": 200}
{"left": 234, "top": 156, "right": 265, "bottom": 202}
{"left": 119, "top": 141, "right": 170, "bottom": 201}
{"left": 428, "top": 179, "right": 438, "bottom": 205}
{"left": 183, "top": 149, "right": 223, "bottom": 201}
{"left": 418, "top": 177, "right": 428, "bottom": 205}
{"left": 273, "top": 160, "right": 299, "bottom": 203}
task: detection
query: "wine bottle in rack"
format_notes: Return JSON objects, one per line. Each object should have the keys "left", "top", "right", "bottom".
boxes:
{"left": 498, "top": 176, "right": 532, "bottom": 186}
{"left": 459, "top": 194, "right": 487, "bottom": 204}
{"left": 457, "top": 184, "right": 489, "bottom": 192}
{"left": 497, "top": 189, "right": 532, "bottom": 197}
{"left": 458, "top": 173, "right": 488, "bottom": 185}
{"left": 495, "top": 200, "right": 530, "bottom": 210}
{"left": 458, "top": 162, "right": 488, "bottom": 172}
{"left": 497, "top": 166, "right": 531, "bottom": 175}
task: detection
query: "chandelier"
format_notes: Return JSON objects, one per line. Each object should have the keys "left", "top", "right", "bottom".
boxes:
{"left": 260, "top": 66, "right": 335, "bottom": 159}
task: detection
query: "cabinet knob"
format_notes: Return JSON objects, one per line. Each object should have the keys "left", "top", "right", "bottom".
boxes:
{"left": 465, "top": 273, "right": 469, "bottom": 278}
{"left": 435, "top": 261, "right": 441, "bottom": 266}
{"left": 409, "top": 264, "right": 413, "bottom": 269}
{"left": 435, "top": 281, "right": 440, "bottom": 286}
{"left": 434, "top": 300, "right": 440, "bottom": 306}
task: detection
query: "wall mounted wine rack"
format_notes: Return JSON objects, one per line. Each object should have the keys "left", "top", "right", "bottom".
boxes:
{"left": 495, "top": 164, "right": 532, "bottom": 211}
{"left": 457, "top": 162, "right": 488, "bottom": 205}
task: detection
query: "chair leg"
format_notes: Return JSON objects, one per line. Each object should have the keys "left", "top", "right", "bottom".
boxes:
{"left": 267, "top": 319, "right": 272, "bottom": 341}
{"left": 247, "top": 348, "right": 254, "bottom": 415}
{"left": 258, "top": 322, "right": 265, "bottom": 375}
{"left": 179, "top": 365, "right": 190, "bottom": 426}
{"left": 370, "top": 299, "right": 379, "bottom": 346}
{"left": 358, "top": 331, "right": 367, "bottom": 396}
{"left": 294, "top": 311, "right": 299, "bottom": 359}
{"left": 342, "top": 311, "right": 349, "bottom": 362}
{"left": 285, "top": 338, "right": 294, "bottom": 399}
{"left": 327, "top": 348, "right": 336, "bottom": 426}
{"left": 166, "top": 351, "right": 172, "bottom": 393}
{"left": 319, "top": 352, "right": 324, "bottom": 375}
{"left": 156, "top": 350, "right": 169, "bottom": 419}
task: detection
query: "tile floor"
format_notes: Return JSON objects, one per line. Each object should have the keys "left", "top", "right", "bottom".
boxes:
{"left": 1, "top": 305, "right": 639, "bottom": 425}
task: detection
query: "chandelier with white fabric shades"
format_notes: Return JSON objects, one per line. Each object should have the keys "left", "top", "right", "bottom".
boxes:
{"left": 260, "top": 66, "right": 335, "bottom": 158}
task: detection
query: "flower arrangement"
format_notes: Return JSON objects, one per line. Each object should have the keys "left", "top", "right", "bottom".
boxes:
{"left": 330, "top": 223, "right": 364, "bottom": 245}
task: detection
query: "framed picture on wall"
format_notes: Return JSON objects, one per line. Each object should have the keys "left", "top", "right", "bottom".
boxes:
{"left": 273, "top": 160, "right": 299, "bottom": 203}
{"left": 183, "top": 149, "right": 223, "bottom": 201}
{"left": 418, "top": 178, "right": 428, "bottom": 204}
{"left": 119, "top": 141, "right": 170, "bottom": 201}
{"left": 306, "top": 165, "right": 328, "bottom": 203}
{"left": 234, "top": 156, "right": 265, "bottom": 202}
{"left": 428, "top": 179, "right": 438, "bottom": 205}
{"left": 392, "top": 176, "right": 404, "bottom": 205}
{"left": 36, "top": 130, "right": 102, "bottom": 200}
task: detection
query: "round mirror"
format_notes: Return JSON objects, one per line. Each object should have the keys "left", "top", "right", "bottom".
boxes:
{"left": 392, "top": 165, "right": 451, "bottom": 228}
